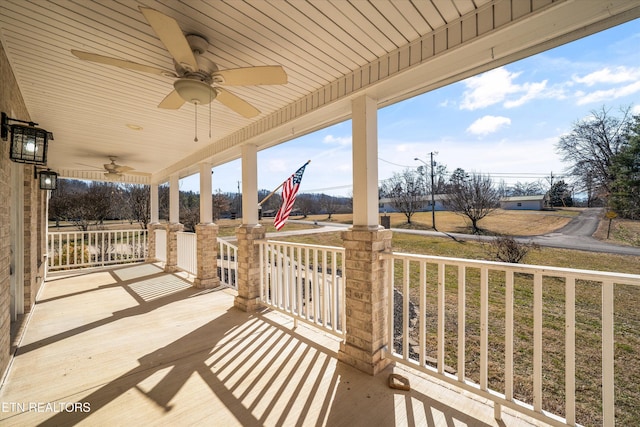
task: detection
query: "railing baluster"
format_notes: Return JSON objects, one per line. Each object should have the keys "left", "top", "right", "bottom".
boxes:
{"left": 259, "top": 242, "right": 264, "bottom": 302}
{"left": 322, "top": 249, "right": 328, "bottom": 328}
{"left": 457, "top": 265, "right": 466, "bottom": 382}
{"left": 402, "top": 258, "right": 410, "bottom": 360}
{"left": 304, "top": 247, "right": 310, "bottom": 320}
{"left": 313, "top": 248, "right": 319, "bottom": 324}
{"left": 505, "top": 270, "right": 514, "bottom": 401}
{"left": 419, "top": 260, "right": 426, "bottom": 367}
{"left": 533, "top": 272, "right": 543, "bottom": 412}
{"left": 437, "top": 262, "right": 445, "bottom": 375}
{"left": 602, "top": 280, "right": 615, "bottom": 426}
{"left": 296, "top": 246, "right": 303, "bottom": 317}
{"left": 286, "top": 245, "right": 293, "bottom": 313}
{"left": 565, "top": 276, "right": 576, "bottom": 426}
{"left": 480, "top": 267, "right": 488, "bottom": 390}
{"left": 331, "top": 249, "right": 338, "bottom": 332}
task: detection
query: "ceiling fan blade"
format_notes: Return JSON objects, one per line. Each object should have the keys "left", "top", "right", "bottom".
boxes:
{"left": 139, "top": 7, "right": 198, "bottom": 71}
{"left": 215, "top": 88, "right": 260, "bottom": 118}
{"left": 215, "top": 66, "right": 288, "bottom": 85}
{"left": 71, "top": 50, "right": 174, "bottom": 76}
{"left": 115, "top": 165, "right": 134, "bottom": 173}
{"left": 158, "top": 90, "right": 186, "bottom": 109}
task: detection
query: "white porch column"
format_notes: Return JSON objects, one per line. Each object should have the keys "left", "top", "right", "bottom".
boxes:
{"left": 169, "top": 173, "right": 180, "bottom": 224}
{"left": 339, "top": 95, "right": 392, "bottom": 375}
{"left": 146, "top": 182, "right": 161, "bottom": 262}
{"left": 199, "top": 163, "right": 213, "bottom": 224}
{"left": 194, "top": 162, "right": 219, "bottom": 288}
{"left": 165, "top": 173, "right": 183, "bottom": 273}
{"left": 241, "top": 144, "right": 259, "bottom": 225}
{"left": 235, "top": 143, "right": 265, "bottom": 311}
{"left": 150, "top": 182, "right": 159, "bottom": 224}
{"left": 352, "top": 95, "right": 380, "bottom": 228}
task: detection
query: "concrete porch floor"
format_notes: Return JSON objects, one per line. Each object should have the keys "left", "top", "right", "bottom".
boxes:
{"left": 0, "top": 263, "right": 549, "bottom": 426}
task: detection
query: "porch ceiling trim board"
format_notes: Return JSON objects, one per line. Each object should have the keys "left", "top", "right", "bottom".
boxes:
{"left": 150, "top": 0, "right": 640, "bottom": 184}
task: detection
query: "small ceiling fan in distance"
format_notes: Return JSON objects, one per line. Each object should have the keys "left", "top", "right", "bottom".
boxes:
{"left": 71, "top": 6, "right": 287, "bottom": 118}
{"left": 78, "top": 156, "right": 143, "bottom": 180}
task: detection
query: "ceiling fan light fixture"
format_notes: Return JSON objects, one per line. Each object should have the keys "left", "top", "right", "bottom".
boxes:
{"left": 174, "top": 78, "right": 216, "bottom": 105}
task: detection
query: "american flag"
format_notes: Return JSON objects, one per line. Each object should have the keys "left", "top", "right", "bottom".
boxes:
{"left": 274, "top": 162, "right": 308, "bottom": 230}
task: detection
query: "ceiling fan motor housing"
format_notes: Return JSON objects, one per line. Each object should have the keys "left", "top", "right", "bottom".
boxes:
{"left": 173, "top": 78, "right": 217, "bottom": 105}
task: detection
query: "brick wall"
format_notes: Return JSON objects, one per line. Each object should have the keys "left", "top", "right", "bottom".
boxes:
{"left": 0, "top": 40, "right": 44, "bottom": 379}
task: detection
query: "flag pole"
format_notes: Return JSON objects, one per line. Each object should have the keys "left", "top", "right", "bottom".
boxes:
{"left": 258, "top": 160, "right": 311, "bottom": 206}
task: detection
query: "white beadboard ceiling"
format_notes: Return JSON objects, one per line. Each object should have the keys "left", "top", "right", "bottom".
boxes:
{"left": 1, "top": 0, "right": 639, "bottom": 184}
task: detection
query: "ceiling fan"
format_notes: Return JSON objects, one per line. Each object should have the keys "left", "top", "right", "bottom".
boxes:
{"left": 78, "top": 156, "right": 141, "bottom": 180}
{"left": 70, "top": 6, "right": 287, "bottom": 118}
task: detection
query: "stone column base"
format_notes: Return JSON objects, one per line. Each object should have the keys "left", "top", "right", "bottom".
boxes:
{"left": 164, "top": 223, "right": 184, "bottom": 273}
{"left": 234, "top": 224, "right": 265, "bottom": 312}
{"left": 146, "top": 222, "right": 162, "bottom": 262}
{"left": 194, "top": 223, "right": 220, "bottom": 289}
{"left": 339, "top": 342, "right": 390, "bottom": 376}
{"left": 338, "top": 225, "right": 393, "bottom": 375}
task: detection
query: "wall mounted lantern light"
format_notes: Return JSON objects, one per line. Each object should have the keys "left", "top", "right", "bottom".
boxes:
{"left": 1, "top": 112, "right": 53, "bottom": 165}
{"left": 38, "top": 169, "right": 58, "bottom": 190}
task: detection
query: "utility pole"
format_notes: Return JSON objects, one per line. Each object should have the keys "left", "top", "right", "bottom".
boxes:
{"left": 430, "top": 152, "right": 436, "bottom": 231}
{"left": 414, "top": 152, "right": 438, "bottom": 230}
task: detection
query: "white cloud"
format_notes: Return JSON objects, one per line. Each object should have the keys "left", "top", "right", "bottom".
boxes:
{"left": 466, "top": 115, "right": 511, "bottom": 136}
{"left": 460, "top": 67, "right": 548, "bottom": 110}
{"left": 322, "top": 134, "right": 351, "bottom": 145}
{"left": 575, "top": 80, "right": 640, "bottom": 105}
{"left": 504, "top": 81, "right": 548, "bottom": 108}
{"left": 572, "top": 66, "right": 640, "bottom": 86}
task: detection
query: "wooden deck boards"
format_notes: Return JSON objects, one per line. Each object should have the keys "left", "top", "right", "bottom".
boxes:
{"left": 0, "top": 263, "right": 549, "bottom": 426}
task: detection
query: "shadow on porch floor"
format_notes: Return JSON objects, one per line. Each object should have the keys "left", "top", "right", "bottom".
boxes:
{"left": 0, "top": 263, "right": 548, "bottom": 426}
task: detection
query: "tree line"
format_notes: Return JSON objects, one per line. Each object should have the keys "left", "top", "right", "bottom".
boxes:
{"left": 48, "top": 180, "right": 352, "bottom": 231}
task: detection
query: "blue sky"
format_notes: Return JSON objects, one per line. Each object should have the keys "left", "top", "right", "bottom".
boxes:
{"left": 182, "top": 19, "right": 640, "bottom": 197}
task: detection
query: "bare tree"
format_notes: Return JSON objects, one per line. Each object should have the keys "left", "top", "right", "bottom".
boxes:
{"left": 295, "top": 193, "right": 316, "bottom": 218}
{"left": 212, "top": 190, "right": 231, "bottom": 221}
{"left": 443, "top": 172, "right": 499, "bottom": 233}
{"left": 320, "top": 194, "right": 339, "bottom": 220}
{"left": 556, "top": 105, "right": 633, "bottom": 205}
{"left": 66, "top": 182, "right": 118, "bottom": 231}
{"left": 380, "top": 168, "right": 425, "bottom": 224}
{"left": 122, "top": 184, "right": 150, "bottom": 228}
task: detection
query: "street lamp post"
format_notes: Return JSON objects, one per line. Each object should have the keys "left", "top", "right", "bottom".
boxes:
{"left": 415, "top": 153, "right": 437, "bottom": 230}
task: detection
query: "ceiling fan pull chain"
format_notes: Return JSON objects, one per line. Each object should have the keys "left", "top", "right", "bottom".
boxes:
{"left": 194, "top": 103, "right": 198, "bottom": 142}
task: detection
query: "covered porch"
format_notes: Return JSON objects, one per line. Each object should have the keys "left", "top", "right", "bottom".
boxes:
{"left": 0, "top": 263, "right": 544, "bottom": 426}
{"left": 2, "top": 1, "right": 640, "bottom": 426}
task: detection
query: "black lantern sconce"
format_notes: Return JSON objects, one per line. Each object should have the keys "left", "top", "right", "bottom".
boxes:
{"left": 1, "top": 112, "right": 53, "bottom": 165}
{"left": 37, "top": 169, "right": 58, "bottom": 190}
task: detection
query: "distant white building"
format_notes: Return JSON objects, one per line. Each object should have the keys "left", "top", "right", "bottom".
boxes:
{"left": 379, "top": 195, "right": 447, "bottom": 213}
{"left": 500, "top": 194, "right": 547, "bottom": 210}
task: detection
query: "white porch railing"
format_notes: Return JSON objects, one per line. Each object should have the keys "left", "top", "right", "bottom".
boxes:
{"left": 48, "top": 229, "right": 147, "bottom": 271}
{"left": 155, "top": 228, "right": 167, "bottom": 262}
{"left": 176, "top": 232, "right": 197, "bottom": 275}
{"left": 218, "top": 238, "right": 238, "bottom": 289}
{"left": 258, "top": 240, "right": 346, "bottom": 339}
{"left": 383, "top": 251, "right": 640, "bottom": 427}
